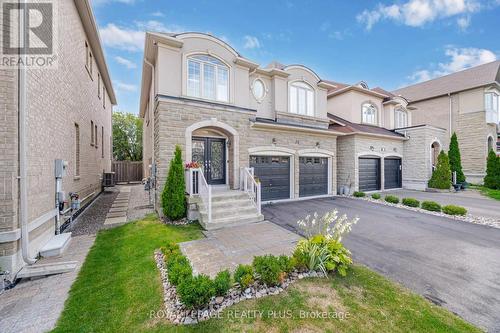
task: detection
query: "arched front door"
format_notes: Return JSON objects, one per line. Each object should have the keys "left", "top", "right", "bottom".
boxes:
{"left": 192, "top": 137, "right": 226, "bottom": 185}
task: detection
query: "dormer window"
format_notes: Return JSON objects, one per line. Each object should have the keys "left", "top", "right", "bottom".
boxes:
{"left": 362, "top": 103, "right": 377, "bottom": 124}
{"left": 290, "top": 81, "right": 314, "bottom": 116}
{"left": 187, "top": 55, "right": 229, "bottom": 102}
{"left": 395, "top": 107, "right": 408, "bottom": 128}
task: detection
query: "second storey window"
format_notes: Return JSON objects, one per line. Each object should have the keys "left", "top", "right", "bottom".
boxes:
{"left": 485, "top": 92, "right": 499, "bottom": 112}
{"left": 187, "top": 55, "right": 229, "bottom": 102}
{"left": 362, "top": 103, "right": 377, "bottom": 124}
{"left": 395, "top": 108, "right": 408, "bottom": 128}
{"left": 289, "top": 82, "right": 314, "bottom": 116}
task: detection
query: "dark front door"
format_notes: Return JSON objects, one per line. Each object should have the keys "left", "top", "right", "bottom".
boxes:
{"left": 192, "top": 137, "right": 226, "bottom": 185}
{"left": 250, "top": 155, "right": 290, "bottom": 201}
{"left": 299, "top": 157, "right": 328, "bottom": 197}
{"left": 384, "top": 158, "right": 402, "bottom": 189}
{"left": 359, "top": 157, "right": 381, "bottom": 192}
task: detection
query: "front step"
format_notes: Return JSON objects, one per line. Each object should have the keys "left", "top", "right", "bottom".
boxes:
{"left": 200, "top": 213, "right": 265, "bottom": 230}
{"left": 40, "top": 233, "right": 72, "bottom": 258}
{"left": 17, "top": 261, "right": 77, "bottom": 279}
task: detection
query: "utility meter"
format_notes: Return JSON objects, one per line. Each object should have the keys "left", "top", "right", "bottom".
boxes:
{"left": 55, "top": 159, "right": 68, "bottom": 178}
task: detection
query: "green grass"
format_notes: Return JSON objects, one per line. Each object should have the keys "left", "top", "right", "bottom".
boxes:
{"left": 53, "top": 215, "right": 479, "bottom": 333}
{"left": 470, "top": 184, "right": 500, "bottom": 201}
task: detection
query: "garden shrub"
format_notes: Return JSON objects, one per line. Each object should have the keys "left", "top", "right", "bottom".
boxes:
{"left": 166, "top": 254, "right": 192, "bottom": 286}
{"left": 448, "top": 133, "right": 465, "bottom": 183}
{"left": 402, "top": 198, "right": 420, "bottom": 208}
{"left": 213, "top": 270, "right": 232, "bottom": 296}
{"left": 421, "top": 201, "right": 441, "bottom": 212}
{"left": 325, "top": 240, "right": 352, "bottom": 277}
{"left": 371, "top": 193, "right": 381, "bottom": 200}
{"left": 278, "top": 255, "right": 294, "bottom": 274}
{"left": 161, "top": 242, "right": 181, "bottom": 261}
{"left": 234, "top": 264, "right": 254, "bottom": 289}
{"left": 253, "top": 255, "right": 282, "bottom": 286}
{"left": 484, "top": 149, "right": 500, "bottom": 190}
{"left": 385, "top": 195, "right": 400, "bottom": 204}
{"left": 162, "top": 145, "right": 186, "bottom": 220}
{"left": 177, "top": 274, "right": 215, "bottom": 309}
{"left": 428, "top": 151, "right": 452, "bottom": 189}
{"left": 442, "top": 205, "right": 467, "bottom": 216}
{"left": 353, "top": 191, "right": 366, "bottom": 197}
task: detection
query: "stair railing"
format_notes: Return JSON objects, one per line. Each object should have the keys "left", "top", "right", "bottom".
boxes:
{"left": 186, "top": 168, "right": 211, "bottom": 223}
{"left": 241, "top": 167, "right": 261, "bottom": 215}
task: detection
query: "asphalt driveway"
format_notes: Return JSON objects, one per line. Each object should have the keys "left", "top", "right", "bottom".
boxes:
{"left": 381, "top": 189, "right": 500, "bottom": 220}
{"left": 263, "top": 197, "right": 500, "bottom": 332}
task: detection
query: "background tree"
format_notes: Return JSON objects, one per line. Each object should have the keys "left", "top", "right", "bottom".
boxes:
{"left": 448, "top": 132, "right": 465, "bottom": 183}
{"left": 484, "top": 149, "right": 500, "bottom": 189}
{"left": 112, "top": 111, "right": 143, "bottom": 161}
{"left": 162, "top": 145, "right": 186, "bottom": 220}
{"left": 428, "top": 151, "right": 452, "bottom": 189}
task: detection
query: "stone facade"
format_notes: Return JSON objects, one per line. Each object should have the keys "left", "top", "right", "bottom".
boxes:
{"left": 0, "top": 1, "right": 114, "bottom": 274}
{"left": 396, "top": 126, "right": 448, "bottom": 190}
{"left": 152, "top": 98, "right": 337, "bottom": 208}
{"left": 337, "top": 134, "right": 405, "bottom": 193}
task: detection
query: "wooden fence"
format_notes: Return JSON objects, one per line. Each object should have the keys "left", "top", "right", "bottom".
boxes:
{"left": 112, "top": 161, "right": 143, "bottom": 184}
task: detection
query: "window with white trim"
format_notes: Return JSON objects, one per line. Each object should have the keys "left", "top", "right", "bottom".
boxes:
{"left": 187, "top": 55, "right": 229, "bottom": 102}
{"left": 362, "top": 103, "right": 377, "bottom": 124}
{"left": 485, "top": 92, "right": 499, "bottom": 112}
{"left": 289, "top": 81, "right": 314, "bottom": 116}
{"left": 394, "top": 108, "right": 408, "bottom": 128}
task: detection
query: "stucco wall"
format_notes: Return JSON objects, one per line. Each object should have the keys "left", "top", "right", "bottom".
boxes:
{"left": 0, "top": 0, "right": 113, "bottom": 274}
{"left": 327, "top": 90, "right": 385, "bottom": 127}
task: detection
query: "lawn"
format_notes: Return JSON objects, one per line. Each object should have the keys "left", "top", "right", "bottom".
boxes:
{"left": 470, "top": 185, "right": 500, "bottom": 201}
{"left": 53, "top": 215, "right": 479, "bottom": 333}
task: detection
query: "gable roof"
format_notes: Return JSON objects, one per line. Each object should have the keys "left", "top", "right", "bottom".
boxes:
{"left": 393, "top": 60, "right": 500, "bottom": 102}
{"left": 327, "top": 113, "right": 405, "bottom": 139}
{"left": 324, "top": 80, "right": 390, "bottom": 99}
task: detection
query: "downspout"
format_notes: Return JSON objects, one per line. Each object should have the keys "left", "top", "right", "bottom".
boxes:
{"left": 19, "top": 0, "right": 36, "bottom": 264}
{"left": 144, "top": 58, "right": 155, "bottom": 208}
{"left": 448, "top": 93, "right": 452, "bottom": 138}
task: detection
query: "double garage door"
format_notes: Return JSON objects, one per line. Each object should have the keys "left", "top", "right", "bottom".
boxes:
{"left": 250, "top": 155, "right": 328, "bottom": 201}
{"left": 358, "top": 157, "right": 402, "bottom": 192}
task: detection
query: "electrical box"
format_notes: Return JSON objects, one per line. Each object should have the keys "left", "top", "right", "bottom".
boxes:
{"left": 55, "top": 159, "right": 68, "bottom": 178}
{"left": 57, "top": 191, "right": 66, "bottom": 203}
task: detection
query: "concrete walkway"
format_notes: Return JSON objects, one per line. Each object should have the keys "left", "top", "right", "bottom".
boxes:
{"left": 180, "top": 221, "right": 301, "bottom": 277}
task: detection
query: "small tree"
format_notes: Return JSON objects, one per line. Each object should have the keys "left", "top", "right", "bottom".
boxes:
{"left": 162, "top": 145, "right": 186, "bottom": 220}
{"left": 484, "top": 149, "right": 500, "bottom": 190}
{"left": 428, "top": 151, "right": 452, "bottom": 189}
{"left": 448, "top": 132, "right": 465, "bottom": 183}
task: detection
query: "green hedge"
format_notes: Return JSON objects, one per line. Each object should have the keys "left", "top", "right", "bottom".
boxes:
{"left": 421, "top": 201, "right": 441, "bottom": 212}
{"left": 234, "top": 264, "right": 254, "bottom": 289}
{"left": 177, "top": 274, "right": 215, "bottom": 309}
{"left": 213, "top": 270, "right": 232, "bottom": 296}
{"left": 402, "top": 198, "right": 420, "bottom": 208}
{"left": 371, "top": 193, "right": 381, "bottom": 200}
{"left": 442, "top": 205, "right": 467, "bottom": 216}
{"left": 253, "top": 255, "right": 282, "bottom": 286}
{"left": 166, "top": 253, "right": 192, "bottom": 286}
{"left": 353, "top": 191, "right": 366, "bottom": 198}
{"left": 385, "top": 195, "right": 399, "bottom": 204}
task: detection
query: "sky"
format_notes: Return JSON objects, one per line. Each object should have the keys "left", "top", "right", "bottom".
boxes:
{"left": 91, "top": 0, "right": 500, "bottom": 114}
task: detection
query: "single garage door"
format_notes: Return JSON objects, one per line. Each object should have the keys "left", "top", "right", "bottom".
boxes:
{"left": 384, "top": 158, "right": 402, "bottom": 189}
{"left": 299, "top": 157, "right": 328, "bottom": 197}
{"left": 358, "top": 157, "right": 381, "bottom": 192}
{"left": 250, "top": 156, "right": 290, "bottom": 201}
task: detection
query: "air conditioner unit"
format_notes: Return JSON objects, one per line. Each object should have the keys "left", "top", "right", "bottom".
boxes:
{"left": 103, "top": 172, "right": 115, "bottom": 187}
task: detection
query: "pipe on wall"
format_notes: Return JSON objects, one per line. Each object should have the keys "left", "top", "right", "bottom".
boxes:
{"left": 19, "top": 0, "right": 36, "bottom": 265}
{"left": 144, "top": 58, "right": 156, "bottom": 208}
{"left": 448, "top": 92, "right": 452, "bottom": 138}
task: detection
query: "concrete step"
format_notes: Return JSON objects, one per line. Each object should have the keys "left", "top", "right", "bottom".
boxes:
{"left": 40, "top": 233, "right": 72, "bottom": 258}
{"left": 17, "top": 261, "right": 77, "bottom": 279}
{"left": 211, "top": 191, "right": 249, "bottom": 202}
{"left": 201, "top": 213, "right": 265, "bottom": 230}
{"left": 210, "top": 197, "right": 253, "bottom": 209}
{"left": 200, "top": 205, "right": 258, "bottom": 220}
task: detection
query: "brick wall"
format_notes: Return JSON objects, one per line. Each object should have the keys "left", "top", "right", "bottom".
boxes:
{"left": 0, "top": 0, "right": 113, "bottom": 274}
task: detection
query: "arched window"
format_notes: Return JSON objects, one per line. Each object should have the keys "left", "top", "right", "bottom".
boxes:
{"left": 488, "top": 136, "right": 495, "bottom": 152}
{"left": 431, "top": 141, "right": 441, "bottom": 171}
{"left": 362, "top": 103, "right": 377, "bottom": 124}
{"left": 289, "top": 81, "right": 315, "bottom": 116}
{"left": 187, "top": 55, "right": 229, "bottom": 102}
{"left": 395, "top": 108, "right": 408, "bottom": 128}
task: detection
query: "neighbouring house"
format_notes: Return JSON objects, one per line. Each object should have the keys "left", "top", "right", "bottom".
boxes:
{"left": 0, "top": 0, "right": 116, "bottom": 277}
{"left": 394, "top": 61, "right": 500, "bottom": 184}
{"left": 139, "top": 31, "right": 450, "bottom": 231}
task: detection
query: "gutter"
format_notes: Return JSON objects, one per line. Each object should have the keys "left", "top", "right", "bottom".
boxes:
{"left": 19, "top": 0, "right": 36, "bottom": 265}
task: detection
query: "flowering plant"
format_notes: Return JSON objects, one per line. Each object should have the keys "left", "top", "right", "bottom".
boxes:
{"left": 296, "top": 209, "right": 358, "bottom": 242}
{"left": 185, "top": 161, "right": 201, "bottom": 169}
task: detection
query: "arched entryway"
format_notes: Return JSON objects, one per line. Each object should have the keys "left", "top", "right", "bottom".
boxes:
{"left": 431, "top": 141, "right": 441, "bottom": 171}
{"left": 487, "top": 135, "right": 495, "bottom": 153}
{"left": 186, "top": 120, "right": 239, "bottom": 188}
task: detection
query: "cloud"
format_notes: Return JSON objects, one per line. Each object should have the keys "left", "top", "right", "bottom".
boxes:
{"left": 115, "top": 56, "right": 137, "bottom": 69}
{"left": 151, "top": 11, "right": 165, "bottom": 17}
{"left": 320, "top": 21, "right": 331, "bottom": 32}
{"left": 100, "top": 21, "right": 185, "bottom": 52}
{"left": 456, "top": 16, "right": 471, "bottom": 31}
{"left": 115, "top": 80, "right": 138, "bottom": 92}
{"left": 357, "top": 0, "right": 485, "bottom": 30}
{"left": 408, "top": 46, "right": 497, "bottom": 83}
{"left": 243, "top": 35, "right": 261, "bottom": 49}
